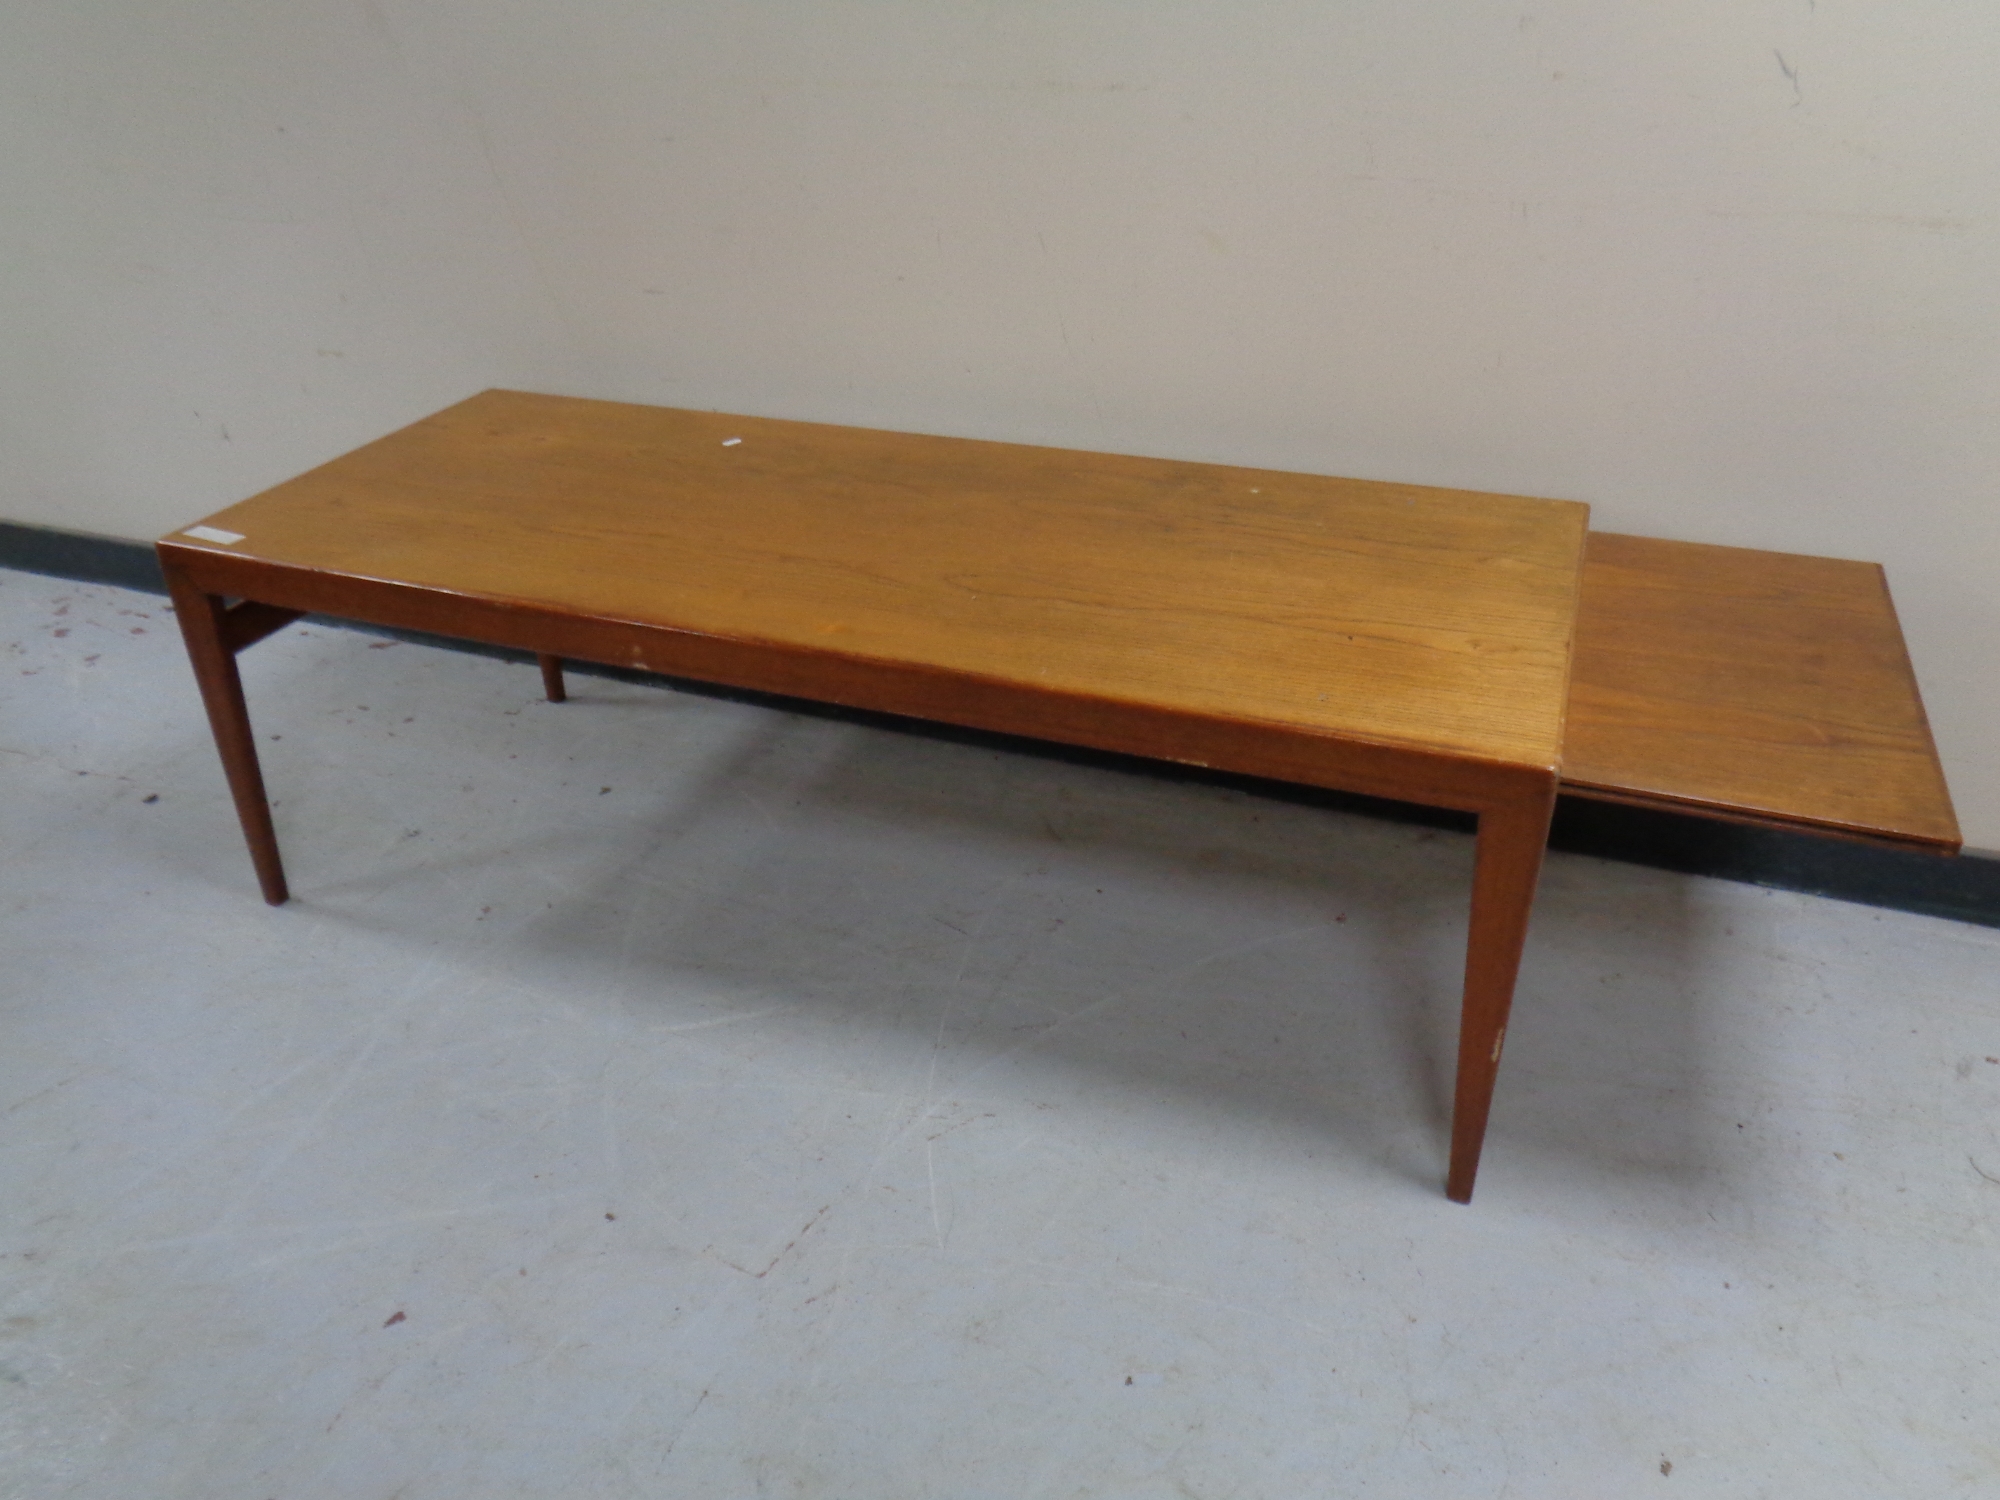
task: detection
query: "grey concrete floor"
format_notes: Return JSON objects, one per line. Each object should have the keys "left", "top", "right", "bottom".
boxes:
{"left": 3, "top": 567, "right": 1997, "bottom": 1498}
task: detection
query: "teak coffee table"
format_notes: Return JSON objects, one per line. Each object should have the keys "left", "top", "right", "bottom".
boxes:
{"left": 156, "top": 390, "right": 1956, "bottom": 1202}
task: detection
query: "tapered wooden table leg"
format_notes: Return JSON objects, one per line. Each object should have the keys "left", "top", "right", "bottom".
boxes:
{"left": 165, "top": 570, "right": 290, "bottom": 905}
{"left": 538, "top": 653, "right": 567, "bottom": 703}
{"left": 1446, "top": 780, "right": 1557, "bottom": 1203}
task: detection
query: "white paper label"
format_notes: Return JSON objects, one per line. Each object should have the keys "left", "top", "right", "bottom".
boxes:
{"left": 182, "top": 526, "right": 245, "bottom": 545}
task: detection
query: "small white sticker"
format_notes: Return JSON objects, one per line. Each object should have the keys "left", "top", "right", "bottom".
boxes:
{"left": 182, "top": 526, "right": 245, "bottom": 545}
{"left": 721, "top": 436, "right": 743, "bottom": 447}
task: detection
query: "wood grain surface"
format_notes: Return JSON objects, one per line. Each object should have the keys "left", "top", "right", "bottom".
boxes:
{"left": 1564, "top": 532, "right": 1959, "bottom": 851}
{"left": 168, "top": 389, "right": 1589, "bottom": 774}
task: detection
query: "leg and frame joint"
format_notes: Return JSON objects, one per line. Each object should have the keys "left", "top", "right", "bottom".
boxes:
{"left": 220, "top": 601, "right": 306, "bottom": 654}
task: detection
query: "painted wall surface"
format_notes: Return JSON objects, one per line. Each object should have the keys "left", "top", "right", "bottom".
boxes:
{"left": 5, "top": 2, "right": 1996, "bottom": 846}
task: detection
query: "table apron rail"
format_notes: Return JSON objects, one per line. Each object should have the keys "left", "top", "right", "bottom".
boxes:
{"left": 158, "top": 544, "right": 1553, "bottom": 819}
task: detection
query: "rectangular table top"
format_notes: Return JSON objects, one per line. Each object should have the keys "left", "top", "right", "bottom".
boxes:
{"left": 170, "top": 389, "right": 1590, "bottom": 774}
{"left": 1564, "top": 532, "right": 1959, "bottom": 850}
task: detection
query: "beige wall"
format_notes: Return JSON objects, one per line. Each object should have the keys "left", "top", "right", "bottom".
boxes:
{"left": 6, "top": 2, "right": 1996, "bottom": 847}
